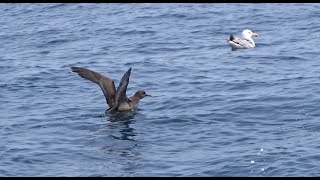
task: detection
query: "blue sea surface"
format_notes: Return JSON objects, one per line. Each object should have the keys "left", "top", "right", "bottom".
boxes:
{"left": 1, "top": 3, "right": 320, "bottom": 176}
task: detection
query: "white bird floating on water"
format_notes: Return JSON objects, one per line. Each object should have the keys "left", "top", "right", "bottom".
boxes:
{"left": 227, "top": 29, "right": 259, "bottom": 50}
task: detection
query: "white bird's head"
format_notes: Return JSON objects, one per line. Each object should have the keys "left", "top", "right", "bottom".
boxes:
{"left": 242, "top": 29, "right": 259, "bottom": 38}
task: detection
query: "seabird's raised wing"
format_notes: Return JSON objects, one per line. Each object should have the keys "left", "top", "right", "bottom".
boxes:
{"left": 71, "top": 67, "right": 116, "bottom": 108}
{"left": 114, "top": 68, "right": 131, "bottom": 108}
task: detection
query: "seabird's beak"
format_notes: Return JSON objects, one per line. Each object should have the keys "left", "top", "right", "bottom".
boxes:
{"left": 252, "top": 32, "right": 259, "bottom": 37}
{"left": 145, "top": 94, "right": 151, "bottom": 97}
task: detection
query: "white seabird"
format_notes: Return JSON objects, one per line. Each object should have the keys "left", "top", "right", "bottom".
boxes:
{"left": 227, "top": 29, "right": 259, "bottom": 50}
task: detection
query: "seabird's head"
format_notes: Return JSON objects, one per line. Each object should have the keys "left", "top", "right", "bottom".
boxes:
{"left": 242, "top": 29, "right": 259, "bottom": 38}
{"left": 135, "top": 90, "right": 151, "bottom": 99}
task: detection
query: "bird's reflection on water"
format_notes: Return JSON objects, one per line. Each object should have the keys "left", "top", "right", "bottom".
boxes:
{"left": 106, "top": 110, "right": 138, "bottom": 141}
{"left": 102, "top": 110, "right": 142, "bottom": 171}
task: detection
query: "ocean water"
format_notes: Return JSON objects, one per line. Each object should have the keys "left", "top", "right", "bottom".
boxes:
{"left": 1, "top": 3, "right": 320, "bottom": 176}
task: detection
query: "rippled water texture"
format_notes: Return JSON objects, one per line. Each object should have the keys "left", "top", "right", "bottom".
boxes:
{"left": 1, "top": 3, "right": 320, "bottom": 176}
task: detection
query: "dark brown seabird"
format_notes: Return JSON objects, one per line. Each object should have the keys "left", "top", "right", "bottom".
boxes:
{"left": 71, "top": 67, "right": 151, "bottom": 114}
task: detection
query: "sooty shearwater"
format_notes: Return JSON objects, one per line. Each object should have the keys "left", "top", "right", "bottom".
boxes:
{"left": 71, "top": 67, "right": 151, "bottom": 114}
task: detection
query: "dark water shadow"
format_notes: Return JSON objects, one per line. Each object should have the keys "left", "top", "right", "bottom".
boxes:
{"left": 107, "top": 110, "right": 137, "bottom": 122}
{"left": 231, "top": 47, "right": 255, "bottom": 52}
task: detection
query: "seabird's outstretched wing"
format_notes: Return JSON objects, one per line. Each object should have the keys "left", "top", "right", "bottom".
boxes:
{"left": 114, "top": 68, "right": 131, "bottom": 108}
{"left": 71, "top": 67, "right": 116, "bottom": 108}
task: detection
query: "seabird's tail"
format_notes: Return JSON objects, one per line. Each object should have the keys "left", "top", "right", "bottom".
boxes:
{"left": 106, "top": 106, "right": 118, "bottom": 114}
{"left": 229, "top": 35, "right": 235, "bottom": 41}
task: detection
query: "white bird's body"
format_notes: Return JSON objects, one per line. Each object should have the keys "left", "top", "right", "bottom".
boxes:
{"left": 227, "top": 29, "right": 259, "bottom": 50}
